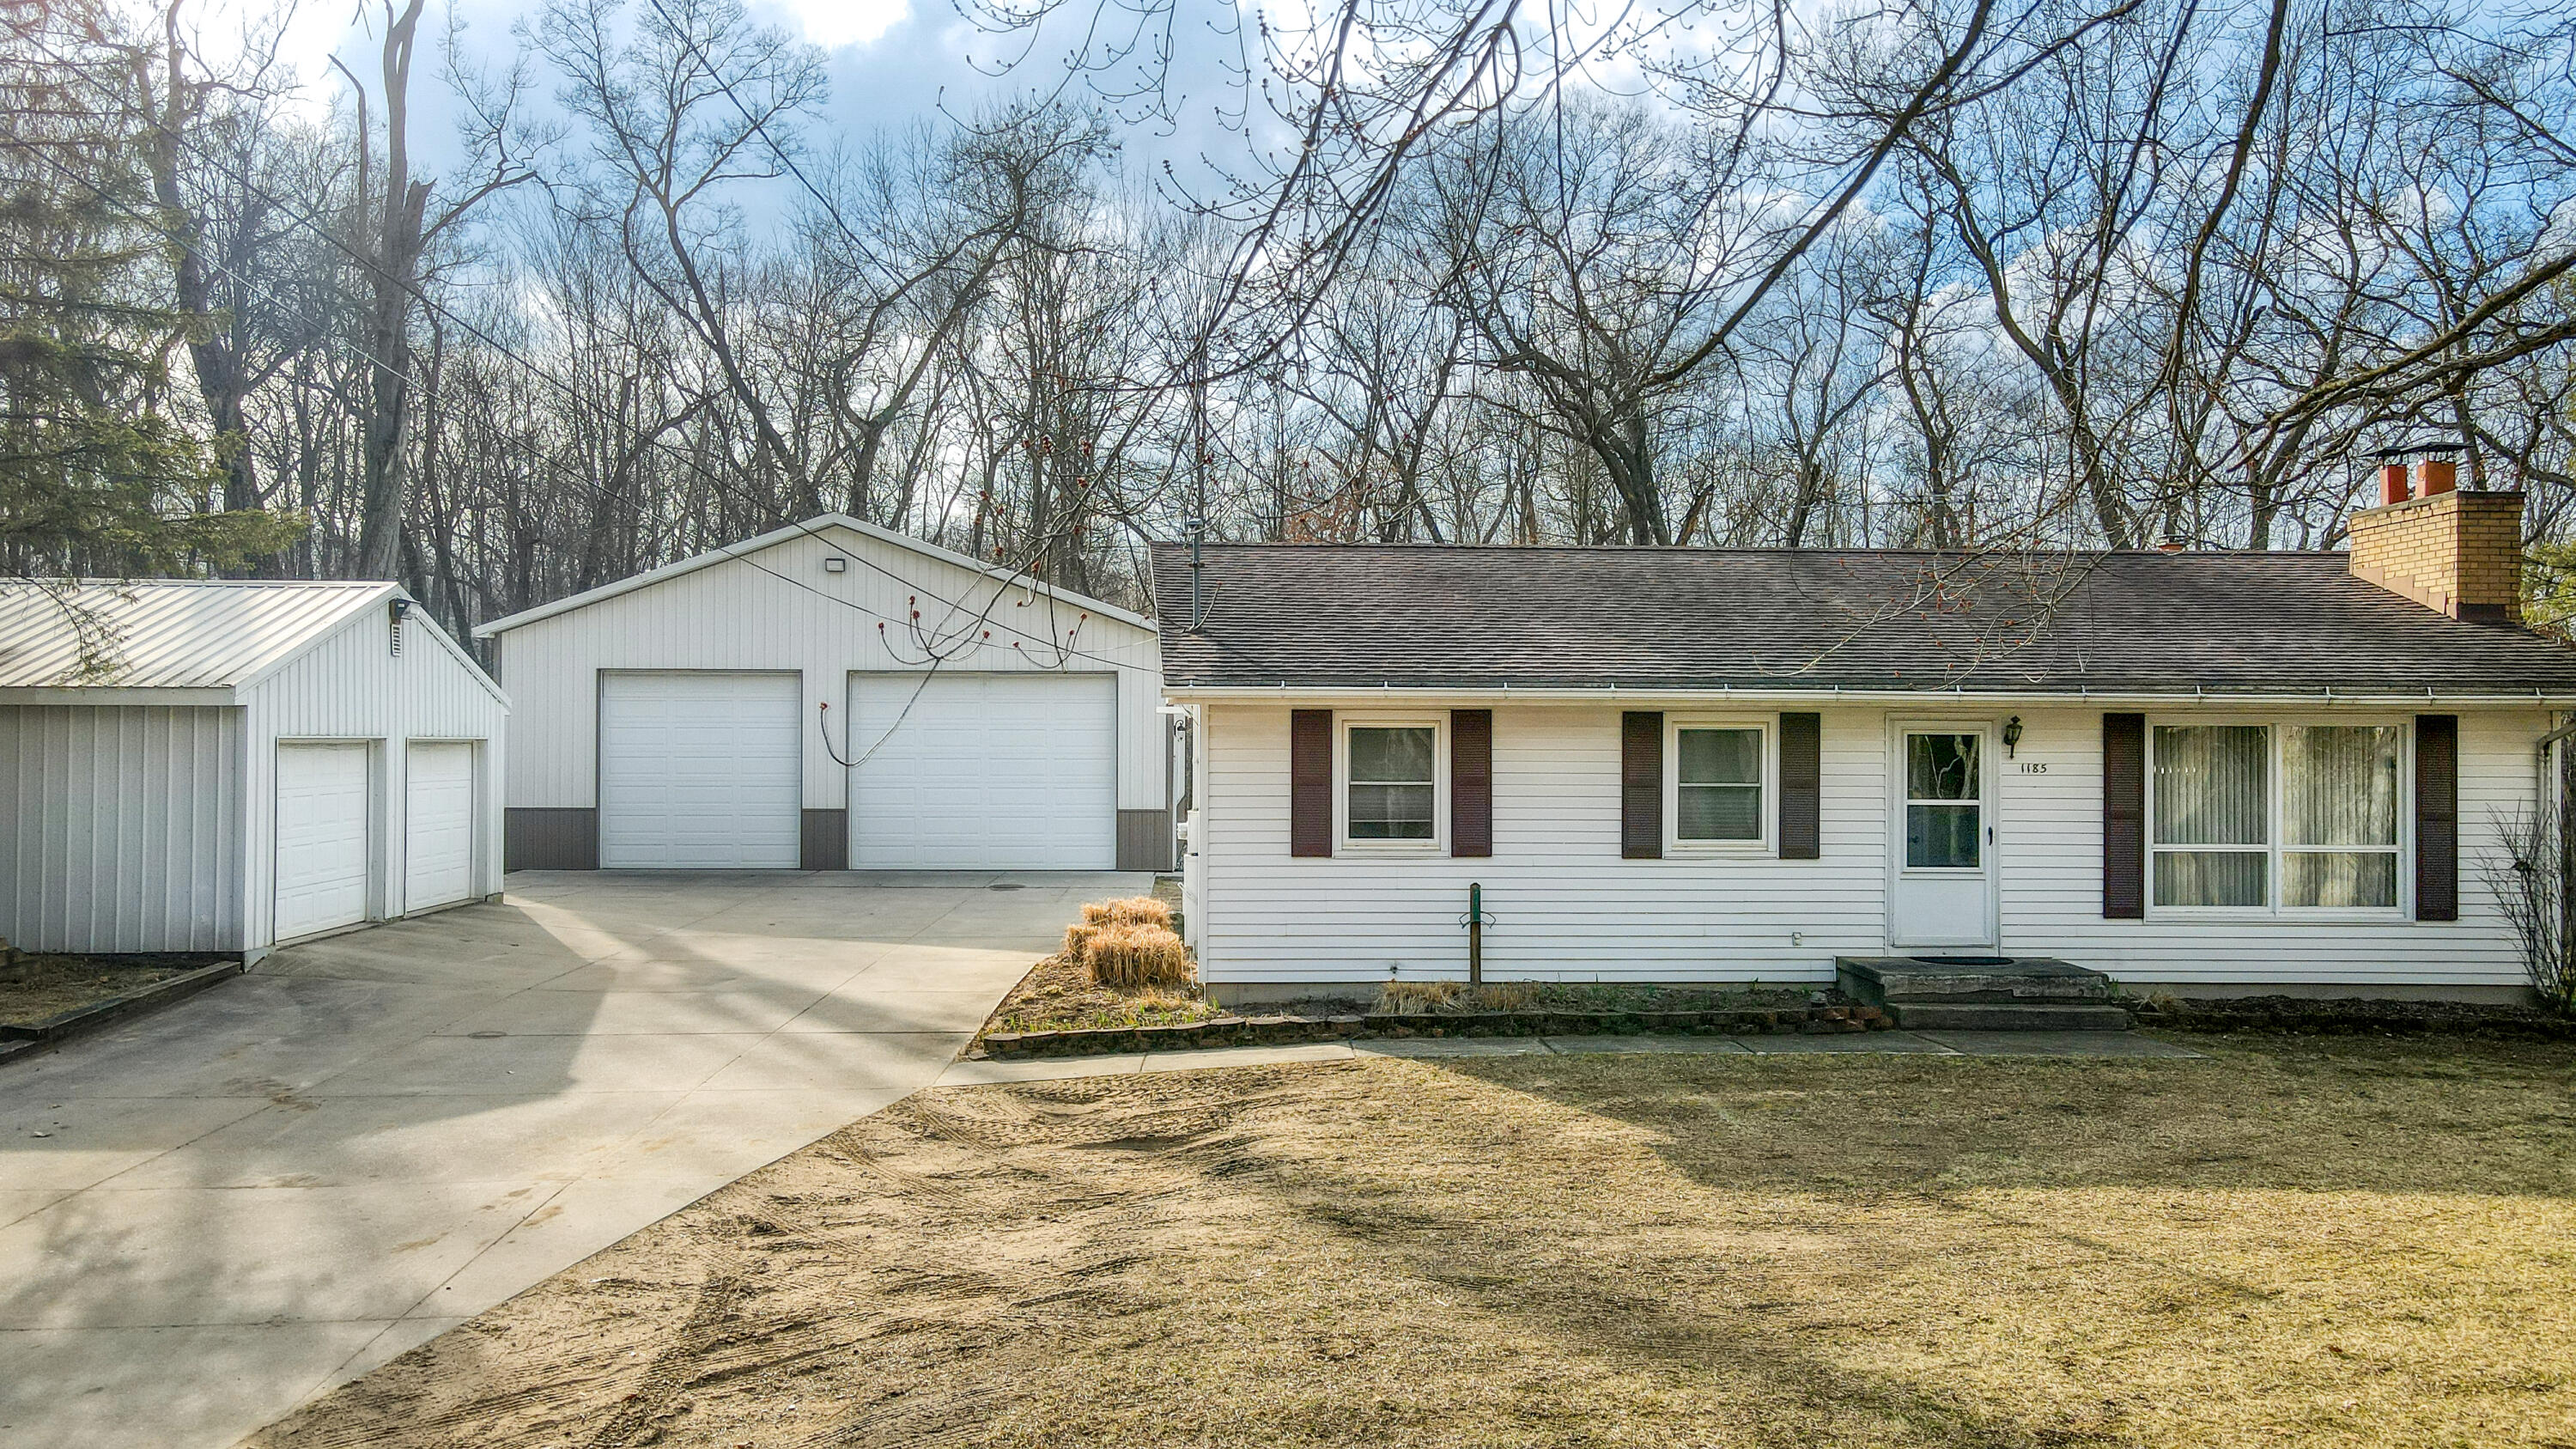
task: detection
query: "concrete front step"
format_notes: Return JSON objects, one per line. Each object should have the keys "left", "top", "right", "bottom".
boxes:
{"left": 1887, "top": 1002, "right": 2135, "bottom": 1032}
{"left": 1838, "top": 954, "right": 2116, "bottom": 1007}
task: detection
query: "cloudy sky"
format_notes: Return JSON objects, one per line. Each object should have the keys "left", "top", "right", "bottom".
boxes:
{"left": 228, "top": 0, "right": 1249, "bottom": 182}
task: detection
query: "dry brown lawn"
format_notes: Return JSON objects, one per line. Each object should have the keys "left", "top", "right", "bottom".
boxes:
{"left": 0, "top": 955, "right": 203, "bottom": 1026}
{"left": 255, "top": 1036, "right": 2576, "bottom": 1449}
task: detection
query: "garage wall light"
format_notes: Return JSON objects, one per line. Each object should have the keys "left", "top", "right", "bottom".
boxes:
{"left": 823, "top": 556, "right": 848, "bottom": 574}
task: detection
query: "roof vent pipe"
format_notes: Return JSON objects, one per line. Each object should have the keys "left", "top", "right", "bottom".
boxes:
{"left": 1184, "top": 516, "right": 1208, "bottom": 632}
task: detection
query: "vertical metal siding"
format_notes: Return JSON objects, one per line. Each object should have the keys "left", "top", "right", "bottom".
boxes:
{"left": 486, "top": 527, "right": 1163, "bottom": 814}
{"left": 0, "top": 705, "right": 244, "bottom": 952}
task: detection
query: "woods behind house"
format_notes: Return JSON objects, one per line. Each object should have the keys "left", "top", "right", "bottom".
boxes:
{"left": 7, "top": 0, "right": 2576, "bottom": 644}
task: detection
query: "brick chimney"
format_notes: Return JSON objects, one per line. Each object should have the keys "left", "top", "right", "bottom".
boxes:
{"left": 2347, "top": 453, "right": 2524, "bottom": 624}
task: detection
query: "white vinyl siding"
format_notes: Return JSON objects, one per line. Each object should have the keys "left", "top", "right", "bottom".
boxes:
{"left": 1191, "top": 701, "right": 2547, "bottom": 993}
{"left": 848, "top": 673, "right": 1117, "bottom": 868}
{"left": 1198, "top": 703, "right": 1886, "bottom": 983}
{"left": 404, "top": 742, "right": 477, "bottom": 911}
{"left": 274, "top": 743, "right": 373, "bottom": 940}
{"left": 598, "top": 673, "right": 801, "bottom": 868}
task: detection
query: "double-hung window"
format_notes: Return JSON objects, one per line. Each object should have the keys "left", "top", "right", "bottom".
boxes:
{"left": 1341, "top": 717, "right": 1442, "bottom": 848}
{"left": 1668, "top": 719, "right": 1769, "bottom": 850}
{"left": 2150, "top": 721, "right": 2404, "bottom": 913}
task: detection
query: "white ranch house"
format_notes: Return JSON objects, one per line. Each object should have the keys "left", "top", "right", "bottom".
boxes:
{"left": 1159, "top": 472, "right": 2576, "bottom": 1005}
{"left": 475, "top": 515, "right": 1172, "bottom": 874}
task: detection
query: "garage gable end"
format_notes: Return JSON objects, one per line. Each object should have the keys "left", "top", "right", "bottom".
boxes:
{"left": 472, "top": 515, "right": 1157, "bottom": 646}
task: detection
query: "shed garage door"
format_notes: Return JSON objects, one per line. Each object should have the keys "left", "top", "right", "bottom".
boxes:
{"left": 404, "top": 741, "right": 477, "bottom": 911}
{"left": 849, "top": 673, "right": 1116, "bottom": 869}
{"left": 276, "top": 742, "right": 371, "bottom": 940}
{"left": 598, "top": 673, "right": 801, "bottom": 868}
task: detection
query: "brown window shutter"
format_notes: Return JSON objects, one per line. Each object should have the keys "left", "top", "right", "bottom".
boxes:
{"left": 1778, "top": 712, "right": 1821, "bottom": 860}
{"left": 1290, "top": 709, "right": 1333, "bottom": 858}
{"left": 2102, "top": 712, "right": 2146, "bottom": 919}
{"left": 2415, "top": 714, "right": 2458, "bottom": 921}
{"left": 1452, "top": 709, "right": 1492, "bottom": 858}
{"left": 1621, "top": 711, "right": 1663, "bottom": 859}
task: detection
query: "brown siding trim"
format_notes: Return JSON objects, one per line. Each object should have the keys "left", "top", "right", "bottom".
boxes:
{"left": 799, "top": 810, "right": 848, "bottom": 870}
{"left": 504, "top": 807, "right": 598, "bottom": 871}
{"left": 1622, "top": 712, "right": 1663, "bottom": 860}
{"left": 2415, "top": 714, "right": 2458, "bottom": 922}
{"left": 1116, "top": 809, "right": 1175, "bottom": 871}
{"left": 1451, "top": 709, "right": 1493, "bottom": 858}
{"left": 1290, "top": 709, "right": 1334, "bottom": 858}
{"left": 1777, "top": 712, "right": 1821, "bottom": 860}
{"left": 2102, "top": 713, "right": 2146, "bottom": 919}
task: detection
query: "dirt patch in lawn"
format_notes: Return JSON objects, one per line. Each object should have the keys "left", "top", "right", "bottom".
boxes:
{"left": 254, "top": 1035, "right": 2576, "bottom": 1449}
{"left": 0, "top": 955, "right": 217, "bottom": 1026}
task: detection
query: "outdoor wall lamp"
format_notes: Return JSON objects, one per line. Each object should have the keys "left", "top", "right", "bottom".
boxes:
{"left": 2002, "top": 715, "right": 2024, "bottom": 758}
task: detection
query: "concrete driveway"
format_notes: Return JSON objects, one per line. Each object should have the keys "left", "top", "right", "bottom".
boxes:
{"left": 0, "top": 869, "right": 1140, "bottom": 1448}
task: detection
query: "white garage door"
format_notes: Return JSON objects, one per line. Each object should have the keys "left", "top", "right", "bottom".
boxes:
{"left": 598, "top": 673, "right": 801, "bottom": 868}
{"left": 404, "top": 742, "right": 477, "bottom": 912}
{"left": 276, "top": 742, "right": 372, "bottom": 940}
{"left": 849, "top": 673, "right": 1116, "bottom": 869}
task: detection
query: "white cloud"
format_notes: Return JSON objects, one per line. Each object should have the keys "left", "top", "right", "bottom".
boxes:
{"left": 764, "top": 0, "right": 909, "bottom": 49}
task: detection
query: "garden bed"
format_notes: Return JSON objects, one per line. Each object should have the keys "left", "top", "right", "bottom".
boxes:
{"left": 975, "top": 975, "right": 1887, "bottom": 1058}
{"left": 0, "top": 953, "right": 230, "bottom": 1030}
{"left": 2135, "top": 993, "right": 2576, "bottom": 1041}
{"left": 0, "top": 952, "right": 242, "bottom": 1062}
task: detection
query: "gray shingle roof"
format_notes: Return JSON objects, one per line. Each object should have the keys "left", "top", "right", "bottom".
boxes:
{"left": 1149, "top": 545, "right": 2576, "bottom": 696}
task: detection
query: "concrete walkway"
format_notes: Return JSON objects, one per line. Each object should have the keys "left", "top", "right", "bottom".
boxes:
{"left": 0, "top": 869, "right": 1140, "bottom": 1449}
{"left": 937, "top": 1026, "right": 2202, "bottom": 1086}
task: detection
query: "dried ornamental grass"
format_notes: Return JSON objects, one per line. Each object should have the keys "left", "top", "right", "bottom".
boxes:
{"left": 1376, "top": 980, "right": 1461, "bottom": 1014}
{"left": 1081, "top": 897, "right": 1173, "bottom": 929}
{"left": 1375, "top": 980, "right": 1540, "bottom": 1014}
{"left": 1085, "top": 923, "right": 1193, "bottom": 989}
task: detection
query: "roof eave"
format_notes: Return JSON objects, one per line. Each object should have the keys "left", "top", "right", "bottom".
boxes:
{"left": 0, "top": 685, "right": 237, "bottom": 704}
{"left": 475, "top": 514, "right": 1157, "bottom": 637}
{"left": 1160, "top": 682, "right": 2576, "bottom": 708}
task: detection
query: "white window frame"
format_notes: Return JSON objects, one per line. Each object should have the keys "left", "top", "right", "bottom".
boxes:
{"left": 2145, "top": 716, "right": 2413, "bottom": 921}
{"left": 1334, "top": 712, "right": 1447, "bottom": 855}
{"left": 1664, "top": 715, "right": 1775, "bottom": 855}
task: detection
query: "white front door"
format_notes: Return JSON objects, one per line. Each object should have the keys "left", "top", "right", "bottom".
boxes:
{"left": 1888, "top": 723, "right": 1996, "bottom": 948}
{"left": 598, "top": 673, "right": 803, "bottom": 868}
{"left": 848, "top": 673, "right": 1119, "bottom": 869}
{"left": 404, "top": 741, "right": 477, "bottom": 912}
{"left": 276, "top": 742, "right": 373, "bottom": 940}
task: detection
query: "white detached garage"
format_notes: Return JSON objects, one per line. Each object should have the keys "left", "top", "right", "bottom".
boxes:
{"left": 0, "top": 580, "right": 508, "bottom": 959}
{"left": 475, "top": 514, "right": 1169, "bottom": 873}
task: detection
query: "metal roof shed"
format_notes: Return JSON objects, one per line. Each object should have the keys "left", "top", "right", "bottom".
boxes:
{"left": 0, "top": 580, "right": 510, "bottom": 960}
